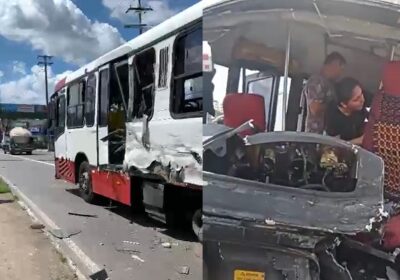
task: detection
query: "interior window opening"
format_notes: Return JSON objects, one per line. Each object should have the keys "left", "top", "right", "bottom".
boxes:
{"left": 172, "top": 22, "right": 202, "bottom": 117}
{"left": 273, "top": 77, "right": 292, "bottom": 131}
{"left": 210, "top": 64, "right": 228, "bottom": 118}
{"left": 132, "top": 48, "right": 156, "bottom": 120}
{"left": 209, "top": 61, "right": 278, "bottom": 132}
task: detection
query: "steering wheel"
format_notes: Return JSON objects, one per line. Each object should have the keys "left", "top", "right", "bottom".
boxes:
{"left": 299, "top": 184, "right": 331, "bottom": 192}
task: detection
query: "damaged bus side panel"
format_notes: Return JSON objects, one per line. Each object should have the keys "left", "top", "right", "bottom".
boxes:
{"left": 122, "top": 20, "right": 203, "bottom": 230}
{"left": 123, "top": 21, "right": 203, "bottom": 186}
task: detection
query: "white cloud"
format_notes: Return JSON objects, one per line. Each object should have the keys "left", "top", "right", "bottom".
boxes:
{"left": 102, "top": 0, "right": 178, "bottom": 27}
{"left": 0, "top": 0, "right": 126, "bottom": 66}
{"left": 12, "top": 61, "right": 27, "bottom": 75}
{"left": 0, "top": 71, "right": 4, "bottom": 80}
{"left": 0, "top": 66, "right": 72, "bottom": 105}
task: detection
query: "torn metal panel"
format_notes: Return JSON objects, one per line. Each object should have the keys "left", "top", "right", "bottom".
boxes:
{"left": 203, "top": 132, "right": 385, "bottom": 234}
{"left": 204, "top": 226, "right": 321, "bottom": 280}
{"left": 204, "top": 215, "right": 325, "bottom": 250}
{"left": 123, "top": 121, "right": 202, "bottom": 186}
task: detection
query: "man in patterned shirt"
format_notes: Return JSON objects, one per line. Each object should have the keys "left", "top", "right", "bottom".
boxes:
{"left": 302, "top": 52, "right": 346, "bottom": 134}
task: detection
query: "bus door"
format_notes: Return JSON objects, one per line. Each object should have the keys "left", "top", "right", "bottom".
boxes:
{"left": 83, "top": 73, "right": 98, "bottom": 164}
{"left": 54, "top": 90, "right": 67, "bottom": 168}
{"left": 97, "top": 65, "right": 110, "bottom": 165}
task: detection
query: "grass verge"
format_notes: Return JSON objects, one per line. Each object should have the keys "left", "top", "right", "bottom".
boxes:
{"left": 0, "top": 178, "right": 10, "bottom": 193}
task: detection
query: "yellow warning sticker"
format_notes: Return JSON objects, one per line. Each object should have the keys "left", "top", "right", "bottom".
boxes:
{"left": 234, "top": 269, "right": 265, "bottom": 280}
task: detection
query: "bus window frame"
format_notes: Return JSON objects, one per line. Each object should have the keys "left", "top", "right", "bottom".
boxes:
{"left": 131, "top": 47, "right": 156, "bottom": 122}
{"left": 98, "top": 66, "right": 110, "bottom": 128}
{"left": 113, "top": 59, "right": 130, "bottom": 118}
{"left": 66, "top": 78, "right": 86, "bottom": 129}
{"left": 158, "top": 46, "right": 170, "bottom": 89}
{"left": 55, "top": 93, "right": 66, "bottom": 139}
{"left": 170, "top": 20, "right": 203, "bottom": 120}
{"left": 225, "top": 62, "right": 281, "bottom": 132}
{"left": 85, "top": 73, "right": 96, "bottom": 128}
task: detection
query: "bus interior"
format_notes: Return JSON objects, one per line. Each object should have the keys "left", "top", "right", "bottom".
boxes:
{"left": 203, "top": 0, "right": 400, "bottom": 188}
{"left": 203, "top": 1, "right": 400, "bottom": 278}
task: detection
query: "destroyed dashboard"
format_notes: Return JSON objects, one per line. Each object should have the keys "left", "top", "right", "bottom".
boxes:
{"left": 203, "top": 124, "right": 384, "bottom": 234}
{"left": 230, "top": 139, "right": 356, "bottom": 193}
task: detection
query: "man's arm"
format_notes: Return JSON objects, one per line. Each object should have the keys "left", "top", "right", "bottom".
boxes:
{"left": 350, "top": 134, "right": 364, "bottom": 146}
{"left": 309, "top": 100, "right": 326, "bottom": 116}
{"left": 305, "top": 81, "right": 326, "bottom": 116}
{"left": 325, "top": 107, "right": 340, "bottom": 138}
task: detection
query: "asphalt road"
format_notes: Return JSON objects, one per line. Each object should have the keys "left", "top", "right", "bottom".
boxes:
{"left": 0, "top": 150, "right": 202, "bottom": 280}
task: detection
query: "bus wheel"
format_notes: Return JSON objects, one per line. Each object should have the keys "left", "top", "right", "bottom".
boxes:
{"left": 192, "top": 209, "right": 203, "bottom": 242}
{"left": 78, "top": 161, "right": 95, "bottom": 203}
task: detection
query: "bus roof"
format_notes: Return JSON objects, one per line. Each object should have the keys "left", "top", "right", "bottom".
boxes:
{"left": 55, "top": 0, "right": 213, "bottom": 91}
{"left": 202, "top": 0, "right": 400, "bottom": 10}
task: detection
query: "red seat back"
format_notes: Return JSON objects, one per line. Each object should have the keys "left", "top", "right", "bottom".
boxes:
{"left": 362, "top": 61, "right": 400, "bottom": 197}
{"left": 383, "top": 214, "right": 400, "bottom": 250}
{"left": 223, "top": 93, "right": 266, "bottom": 137}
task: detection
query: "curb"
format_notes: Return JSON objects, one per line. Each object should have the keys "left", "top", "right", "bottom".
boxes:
{"left": 0, "top": 175, "right": 101, "bottom": 280}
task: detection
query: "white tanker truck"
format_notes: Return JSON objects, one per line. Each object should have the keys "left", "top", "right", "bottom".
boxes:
{"left": 2, "top": 127, "right": 35, "bottom": 155}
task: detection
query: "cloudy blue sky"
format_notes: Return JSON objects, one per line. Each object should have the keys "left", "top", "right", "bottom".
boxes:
{"left": 0, "top": 0, "right": 198, "bottom": 105}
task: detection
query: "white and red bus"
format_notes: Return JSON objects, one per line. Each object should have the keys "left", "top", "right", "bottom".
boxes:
{"left": 49, "top": 1, "right": 204, "bottom": 239}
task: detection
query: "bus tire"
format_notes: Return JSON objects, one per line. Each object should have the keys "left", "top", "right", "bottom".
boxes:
{"left": 192, "top": 209, "right": 203, "bottom": 242}
{"left": 78, "top": 161, "right": 96, "bottom": 203}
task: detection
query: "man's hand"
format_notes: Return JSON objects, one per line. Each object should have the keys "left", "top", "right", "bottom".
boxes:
{"left": 350, "top": 134, "right": 364, "bottom": 146}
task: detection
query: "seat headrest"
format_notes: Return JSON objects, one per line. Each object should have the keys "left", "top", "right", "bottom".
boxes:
{"left": 223, "top": 93, "right": 266, "bottom": 136}
{"left": 382, "top": 61, "right": 400, "bottom": 96}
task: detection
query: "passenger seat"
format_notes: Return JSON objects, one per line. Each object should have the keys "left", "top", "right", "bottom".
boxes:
{"left": 223, "top": 93, "right": 266, "bottom": 137}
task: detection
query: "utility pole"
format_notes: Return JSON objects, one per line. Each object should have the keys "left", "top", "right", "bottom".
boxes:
{"left": 124, "top": 0, "right": 153, "bottom": 34}
{"left": 37, "top": 55, "right": 53, "bottom": 107}
{"left": 37, "top": 55, "right": 53, "bottom": 151}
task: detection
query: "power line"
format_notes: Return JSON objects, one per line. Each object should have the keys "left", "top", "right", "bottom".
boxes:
{"left": 124, "top": 0, "right": 153, "bottom": 34}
